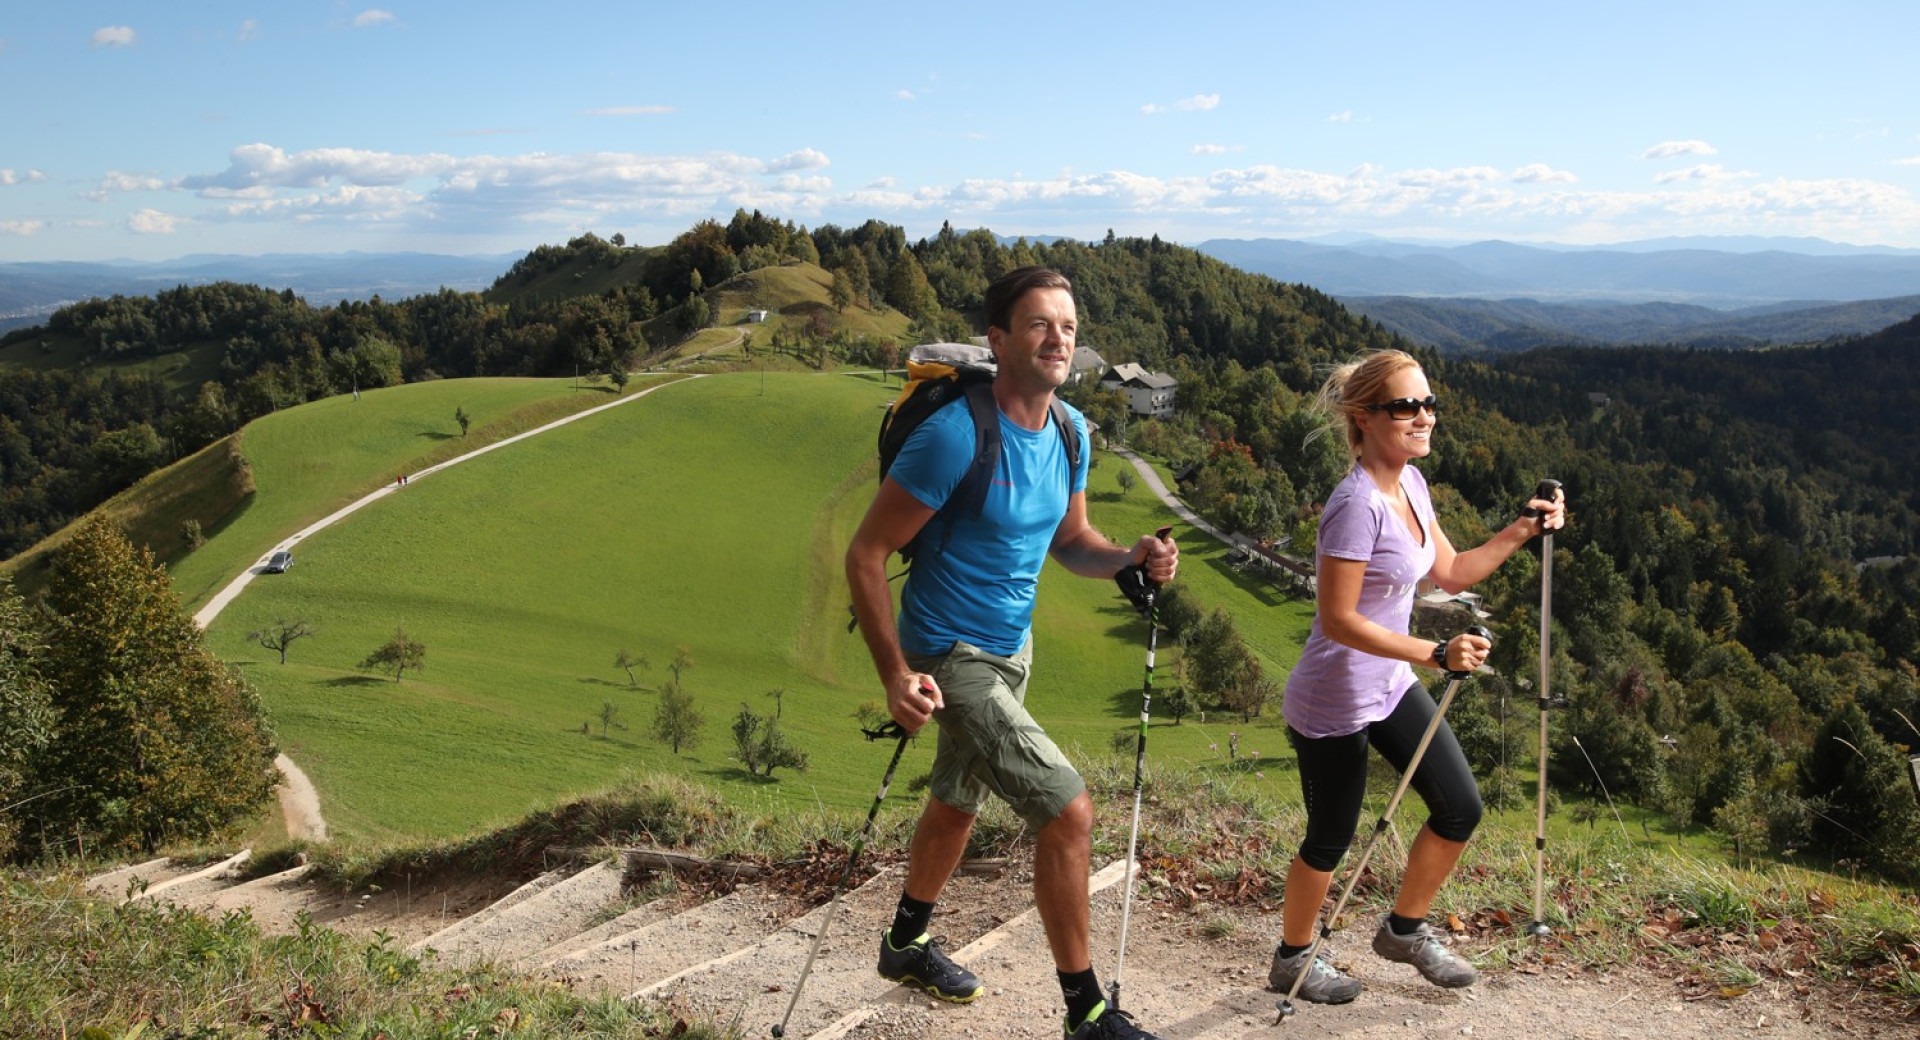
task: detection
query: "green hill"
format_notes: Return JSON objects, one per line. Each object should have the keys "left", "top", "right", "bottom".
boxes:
{"left": 185, "top": 372, "right": 1305, "bottom": 841}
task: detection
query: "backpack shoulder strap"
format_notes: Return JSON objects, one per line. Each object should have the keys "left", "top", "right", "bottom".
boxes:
{"left": 1048, "top": 397, "right": 1082, "bottom": 483}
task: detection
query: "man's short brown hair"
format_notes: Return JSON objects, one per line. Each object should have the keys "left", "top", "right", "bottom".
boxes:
{"left": 984, "top": 266, "right": 1073, "bottom": 334}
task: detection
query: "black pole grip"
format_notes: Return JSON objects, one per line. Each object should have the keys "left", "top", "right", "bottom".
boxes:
{"left": 1444, "top": 624, "right": 1493, "bottom": 679}
{"left": 1520, "top": 479, "right": 1562, "bottom": 519}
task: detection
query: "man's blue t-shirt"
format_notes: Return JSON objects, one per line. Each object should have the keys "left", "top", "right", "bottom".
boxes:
{"left": 888, "top": 398, "right": 1091, "bottom": 657}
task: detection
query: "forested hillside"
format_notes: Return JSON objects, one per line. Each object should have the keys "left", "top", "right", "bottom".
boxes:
{"left": 2, "top": 213, "right": 1916, "bottom": 876}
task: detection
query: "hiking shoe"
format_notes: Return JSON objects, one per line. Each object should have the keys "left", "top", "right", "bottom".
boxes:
{"left": 1066, "top": 1001, "right": 1163, "bottom": 1039}
{"left": 876, "top": 929, "right": 983, "bottom": 1003}
{"left": 1266, "top": 944, "right": 1362, "bottom": 1004}
{"left": 1370, "top": 919, "right": 1478, "bottom": 988}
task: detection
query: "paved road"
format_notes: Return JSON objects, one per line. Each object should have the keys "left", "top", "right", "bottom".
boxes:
{"left": 192, "top": 375, "right": 703, "bottom": 841}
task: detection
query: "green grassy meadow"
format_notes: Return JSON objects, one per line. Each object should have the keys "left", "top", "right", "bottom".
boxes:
{"left": 191, "top": 369, "right": 1696, "bottom": 873}
{"left": 196, "top": 371, "right": 1322, "bottom": 842}
{"left": 169, "top": 377, "right": 658, "bottom": 610}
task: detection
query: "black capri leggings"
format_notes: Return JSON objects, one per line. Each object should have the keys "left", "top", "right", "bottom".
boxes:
{"left": 1289, "top": 681, "right": 1484, "bottom": 872}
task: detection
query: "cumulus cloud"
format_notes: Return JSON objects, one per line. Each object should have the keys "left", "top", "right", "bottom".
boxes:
{"left": 768, "top": 148, "right": 830, "bottom": 172}
{"left": 0, "top": 168, "right": 48, "bottom": 186}
{"left": 128, "top": 209, "right": 180, "bottom": 234}
{"left": 1644, "top": 139, "right": 1717, "bottom": 160}
{"left": 239, "top": 19, "right": 260, "bottom": 43}
{"left": 1142, "top": 93, "right": 1220, "bottom": 115}
{"left": 99, "top": 171, "right": 167, "bottom": 193}
{"left": 1653, "top": 163, "right": 1754, "bottom": 185}
{"left": 92, "top": 26, "right": 137, "bottom": 47}
{"left": 1892, "top": 156, "right": 1920, "bottom": 166}
{"left": 352, "top": 9, "right": 395, "bottom": 28}
{"left": 1192, "top": 144, "right": 1227, "bottom": 155}
{"left": 0, "top": 220, "right": 48, "bottom": 236}
{"left": 895, "top": 89, "right": 916, "bottom": 101}
{"left": 583, "top": 105, "right": 674, "bottom": 117}
{"left": 1512, "top": 163, "right": 1577, "bottom": 184}
{"left": 1329, "top": 110, "right": 1353, "bottom": 123}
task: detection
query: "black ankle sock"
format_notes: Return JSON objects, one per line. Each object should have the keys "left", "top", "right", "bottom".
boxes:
{"left": 1388, "top": 913, "right": 1424, "bottom": 936}
{"left": 1058, "top": 967, "right": 1103, "bottom": 1026}
{"left": 889, "top": 894, "right": 934, "bottom": 944}
{"left": 1278, "top": 941, "right": 1312, "bottom": 958}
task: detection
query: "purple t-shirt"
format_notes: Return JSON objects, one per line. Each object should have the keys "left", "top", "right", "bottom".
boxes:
{"left": 1282, "top": 465, "right": 1439, "bottom": 738}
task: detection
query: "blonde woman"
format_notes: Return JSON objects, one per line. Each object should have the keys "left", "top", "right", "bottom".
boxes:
{"left": 1266, "top": 349, "right": 1565, "bottom": 1003}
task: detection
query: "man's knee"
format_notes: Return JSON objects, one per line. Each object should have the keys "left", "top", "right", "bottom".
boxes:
{"left": 1039, "top": 791, "right": 1093, "bottom": 845}
{"left": 922, "top": 796, "right": 978, "bottom": 832}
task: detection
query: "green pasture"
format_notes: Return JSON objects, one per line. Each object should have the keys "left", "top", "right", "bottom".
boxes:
{"left": 197, "top": 369, "right": 1668, "bottom": 864}
{"left": 198, "top": 371, "right": 1305, "bottom": 841}
{"left": 170, "top": 377, "right": 659, "bottom": 610}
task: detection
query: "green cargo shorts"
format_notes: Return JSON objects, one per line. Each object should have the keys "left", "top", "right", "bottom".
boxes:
{"left": 906, "top": 639, "right": 1085, "bottom": 830}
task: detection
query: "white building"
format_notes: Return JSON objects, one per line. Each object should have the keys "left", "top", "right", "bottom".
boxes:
{"left": 1100, "top": 362, "right": 1178, "bottom": 419}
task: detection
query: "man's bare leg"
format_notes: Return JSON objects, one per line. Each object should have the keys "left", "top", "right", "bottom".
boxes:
{"left": 1033, "top": 791, "right": 1094, "bottom": 971}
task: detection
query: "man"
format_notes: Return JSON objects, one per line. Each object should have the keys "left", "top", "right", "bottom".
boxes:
{"left": 845, "top": 266, "right": 1179, "bottom": 1040}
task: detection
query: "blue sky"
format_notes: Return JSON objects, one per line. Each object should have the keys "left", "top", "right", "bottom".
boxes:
{"left": 4, "top": 1, "right": 1918, "bottom": 262}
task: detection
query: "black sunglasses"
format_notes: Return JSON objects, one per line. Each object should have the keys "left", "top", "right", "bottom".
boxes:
{"left": 1365, "top": 395, "right": 1439, "bottom": 420}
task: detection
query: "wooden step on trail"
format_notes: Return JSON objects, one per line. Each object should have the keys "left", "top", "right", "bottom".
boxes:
{"left": 413, "top": 859, "right": 627, "bottom": 969}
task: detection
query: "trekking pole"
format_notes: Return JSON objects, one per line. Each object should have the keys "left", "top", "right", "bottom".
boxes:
{"left": 772, "top": 717, "right": 915, "bottom": 1038}
{"left": 1277, "top": 624, "right": 1492, "bottom": 1023}
{"left": 1522, "top": 479, "right": 1562, "bottom": 939}
{"left": 1109, "top": 526, "right": 1173, "bottom": 1013}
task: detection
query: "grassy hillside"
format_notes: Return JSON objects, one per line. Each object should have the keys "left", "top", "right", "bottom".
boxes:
{"left": 0, "top": 433, "right": 253, "bottom": 598}
{"left": 193, "top": 371, "right": 1309, "bottom": 842}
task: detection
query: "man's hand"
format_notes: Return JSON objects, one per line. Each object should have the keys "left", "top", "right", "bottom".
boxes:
{"left": 887, "top": 672, "right": 944, "bottom": 734}
{"left": 1131, "top": 530, "right": 1178, "bottom": 585}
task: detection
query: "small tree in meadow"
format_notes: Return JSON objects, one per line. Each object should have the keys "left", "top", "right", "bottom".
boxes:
{"left": 615, "top": 648, "right": 649, "bottom": 687}
{"left": 454, "top": 406, "right": 471, "bottom": 436}
{"left": 597, "top": 700, "right": 625, "bottom": 737}
{"left": 653, "top": 679, "right": 704, "bottom": 754}
{"left": 250, "top": 619, "right": 316, "bottom": 665}
{"left": 360, "top": 626, "right": 426, "bottom": 682}
{"left": 1116, "top": 468, "right": 1136, "bottom": 497}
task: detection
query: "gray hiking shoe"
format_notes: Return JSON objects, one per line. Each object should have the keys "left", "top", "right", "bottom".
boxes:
{"left": 1267, "top": 944, "right": 1362, "bottom": 1004}
{"left": 1370, "top": 919, "right": 1478, "bottom": 988}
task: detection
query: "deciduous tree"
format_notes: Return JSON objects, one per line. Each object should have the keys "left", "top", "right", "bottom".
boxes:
{"left": 361, "top": 626, "right": 426, "bottom": 682}
{"left": 653, "top": 679, "right": 704, "bottom": 754}
{"left": 30, "top": 518, "right": 276, "bottom": 855}
{"left": 250, "top": 619, "right": 315, "bottom": 665}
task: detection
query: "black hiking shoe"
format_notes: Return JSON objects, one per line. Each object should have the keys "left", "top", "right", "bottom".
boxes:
{"left": 1065, "top": 1002, "right": 1163, "bottom": 1039}
{"left": 876, "top": 929, "right": 983, "bottom": 1003}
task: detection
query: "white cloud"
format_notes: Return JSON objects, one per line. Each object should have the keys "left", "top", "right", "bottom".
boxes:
{"left": 352, "top": 9, "right": 395, "bottom": 28}
{"left": 583, "top": 105, "right": 674, "bottom": 117}
{"left": 1329, "top": 110, "right": 1353, "bottom": 123}
{"left": 0, "top": 169, "right": 48, "bottom": 186}
{"left": 1653, "top": 163, "right": 1754, "bottom": 185}
{"left": 1644, "top": 139, "right": 1717, "bottom": 160}
{"left": 0, "top": 220, "right": 48, "bottom": 236}
{"left": 866, "top": 176, "right": 897, "bottom": 189}
{"left": 1192, "top": 144, "right": 1227, "bottom": 155}
{"left": 1143, "top": 93, "right": 1220, "bottom": 115}
{"left": 1892, "top": 156, "right": 1920, "bottom": 166}
{"left": 768, "top": 148, "right": 830, "bottom": 172}
{"left": 128, "top": 209, "right": 180, "bottom": 234}
{"left": 91, "top": 26, "right": 136, "bottom": 48}
{"left": 1513, "top": 163, "right": 1577, "bottom": 184}
{"left": 895, "top": 89, "right": 916, "bottom": 101}
{"left": 239, "top": 19, "right": 260, "bottom": 43}
{"left": 99, "top": 171, "right": 167, "bottom": 193}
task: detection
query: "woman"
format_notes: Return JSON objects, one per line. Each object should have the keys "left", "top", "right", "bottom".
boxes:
{"left": 1266, "top": 349, "right": 1565, "bottom": 1004}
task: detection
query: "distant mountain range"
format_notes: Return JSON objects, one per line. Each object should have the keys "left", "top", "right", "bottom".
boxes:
{"left": 1196, "top": 235, "right": 1920, "bottom": 307}
{"left": 1338, "top": 294, "right": 1920, "bottom": 353}
{"left": 0, "top": 252, "right": 515, "bottom": 334}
